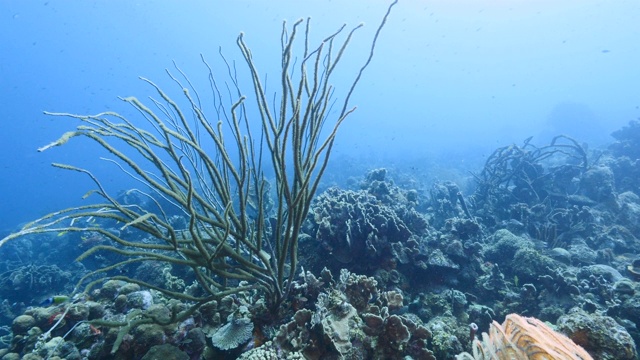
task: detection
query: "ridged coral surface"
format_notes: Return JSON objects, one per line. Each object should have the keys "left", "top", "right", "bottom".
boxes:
{"left": 458, "top": 314, "right": 593, "bottom": 360}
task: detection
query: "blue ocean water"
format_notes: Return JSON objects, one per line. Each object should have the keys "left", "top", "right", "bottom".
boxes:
{"left": 1, "top": 1, "right": 639, "bottom": 231}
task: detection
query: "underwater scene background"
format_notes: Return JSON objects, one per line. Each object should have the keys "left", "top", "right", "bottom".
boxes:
{"left": 1, "top": 1, "right": 640, "bottom": 359}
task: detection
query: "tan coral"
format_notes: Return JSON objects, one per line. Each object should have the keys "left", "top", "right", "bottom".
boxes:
{"left": 456, "top": 314, "right": 593, "bottom": 360}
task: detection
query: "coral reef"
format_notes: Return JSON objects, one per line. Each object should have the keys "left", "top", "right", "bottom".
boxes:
{"left": 272, "top": 268, "right": 436, "bottom": 359}
{"left": 557, "top": 309, "right": 638, "bottom": 360}
{"left": 3, "top": 122, "right": 640, "bottom": 359}
{"left": 308, "top": 178, "right": 427, "bottom": 274}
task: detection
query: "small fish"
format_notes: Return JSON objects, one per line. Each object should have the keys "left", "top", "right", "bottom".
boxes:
{"left": 56, "top": 231, "right": 68, "bottom": 237}
{"left": 368, "top": 293, "right": 379, "bottom": 304}
{"left": 40, "top": 295, "right": 70, "bottom": 307}
{"left": 389, "top": 305, "right": 409, "bottom": 316}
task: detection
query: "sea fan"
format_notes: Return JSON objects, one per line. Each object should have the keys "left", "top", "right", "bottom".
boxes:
{"left": 211, "top": 317, "right": 254, "bottom": 351}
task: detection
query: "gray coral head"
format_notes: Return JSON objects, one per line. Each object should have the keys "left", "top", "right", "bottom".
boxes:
{"left": 211, "top": 317, "right": 254, "bottom": 350}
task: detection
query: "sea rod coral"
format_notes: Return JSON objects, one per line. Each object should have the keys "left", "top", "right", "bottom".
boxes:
{"left": 0, "top": 1, "right": 397, "bottom": 327}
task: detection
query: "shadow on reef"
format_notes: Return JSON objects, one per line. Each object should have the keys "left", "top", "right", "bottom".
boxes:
{"left": 3, "top": 121, "right": 640, "bottom": 359}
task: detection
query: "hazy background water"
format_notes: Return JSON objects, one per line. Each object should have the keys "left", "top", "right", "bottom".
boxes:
{"left": 1, "top": 0, "right": 639, "bottom": 233}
